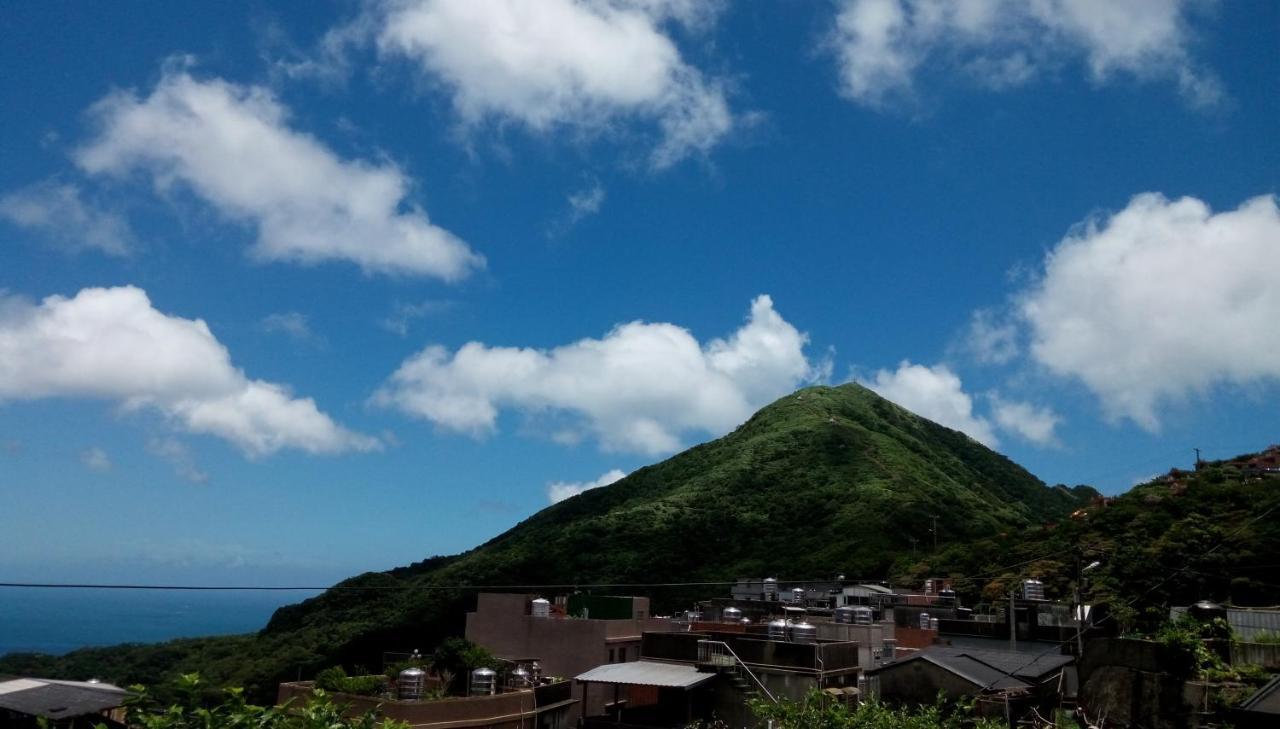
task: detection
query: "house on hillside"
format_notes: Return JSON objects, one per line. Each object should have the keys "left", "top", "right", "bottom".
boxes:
{"left": 464, "top": 593, "right": 673, "bottom": 720}
{"left": 864, "top": 646, "right": 1073, "bottom": 720}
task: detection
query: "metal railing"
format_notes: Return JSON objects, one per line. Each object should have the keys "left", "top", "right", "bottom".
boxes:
{"left": 697, "top": 640, "right": 776, "bottom": 703}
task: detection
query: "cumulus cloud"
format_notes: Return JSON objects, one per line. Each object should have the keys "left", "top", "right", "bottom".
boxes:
{"left": 74, "top": 65, "right": 482, "bottom": 279}
{"left": 830, "top": 0, "right": 1221, "bottom": 107}
{"left": 1019, "top": 193, "right": 1280, "bottom": 430}
{"left": 371, "top": 0, "right": 733, "bottom": 167}
{"left": 547, "top": 468, "right": 627, "bottom": 503}
{"left": 861, "top": 361, "right": 998, "bottom": 446}
{"left": 991, "top": 397, "right": 1061, "bottom": 446}
{"left": 0, "top": 286, "right": 378, "bottom": 456}
{"left": 374, "top": 295, "right": 821, "bottom": 454}
{"left": 0, "top": 181, "right": 135, "bottom": 255}
{"left": 80, "top": 446, "right": 113, "bottom": 472}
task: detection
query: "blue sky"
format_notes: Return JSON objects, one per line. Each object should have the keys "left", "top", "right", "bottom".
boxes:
{"left": 1, "top": 1, "right": 1277, "bottom": 587}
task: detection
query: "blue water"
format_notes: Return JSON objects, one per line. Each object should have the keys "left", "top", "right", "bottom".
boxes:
{"left": 0, "top": 588, "right": 321, "bottom": 656}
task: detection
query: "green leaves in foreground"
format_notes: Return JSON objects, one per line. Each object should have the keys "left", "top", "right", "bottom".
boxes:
{"left": 122, "top": 673, "right": 406, "bottom": 729}
{"left": 746, "top": 690, "right": 1005, "bottom": 729}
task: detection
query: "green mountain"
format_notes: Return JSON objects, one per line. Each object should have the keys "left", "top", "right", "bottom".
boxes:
{"left": 0, "top": 383, "right": 1112, "bottom": 699}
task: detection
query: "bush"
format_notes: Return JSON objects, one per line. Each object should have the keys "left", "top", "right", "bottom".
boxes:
{"left": 313, "top": 666, "right": 388, "bottom": 697}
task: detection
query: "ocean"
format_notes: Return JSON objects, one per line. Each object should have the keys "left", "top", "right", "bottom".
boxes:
{"left": 0, "top": 587, "right": 321, "bottom": 656}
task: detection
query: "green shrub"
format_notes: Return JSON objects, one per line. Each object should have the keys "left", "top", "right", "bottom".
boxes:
{"left": 312, "top": 666, "right": 387, "bottom": 697}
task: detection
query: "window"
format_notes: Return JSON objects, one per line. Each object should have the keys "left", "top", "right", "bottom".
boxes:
{"left": 608, "top": 648, "right": 615, "bottom": 663}
{"left": 618, "top": 647, "right": 626, "bottom": 662}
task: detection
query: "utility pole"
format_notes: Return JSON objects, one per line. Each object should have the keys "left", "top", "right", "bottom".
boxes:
{"left": 1074, "top": 549, "right": 1085, "bottom": 656}
{"left": 1009, "top": 590, "right": 1017, "bottom": 653}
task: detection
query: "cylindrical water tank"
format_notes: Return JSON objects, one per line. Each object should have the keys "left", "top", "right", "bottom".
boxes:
{"left": 791, "top": 620, "right": 817, "bottom": 644}
{"left": 722, "top": 607, "right": 743, "bottom": 622}
{"left": 470, "top": 667, "right": 496, "bottom": 696}
{"left": 929, "top": 618, "right": 939, "bottom": 630}
{"left": 853, "top": 607, "right": 873, "bottom": 625}
{"left": 531, "top": 598, "right": 551, "bottom": 617}
{"left": 834, "top": 606, "right": 855, "bottom": 624}
{"left": 397, "top": 667, "right": 425, "bottom": 701}
{"left": 510, "top": 665, "right": 531, "bottom": 688}
{"left": 919, "top": 612, "right": 931, "bottom": 630}
{"left": 767, "top": 618, "right": 788, "bottom": 641}
{"left": 764, "top": 578, "right": 778, "bottom": 601}
{"left": 791, "top": 587, "right": 806, "bottom": 603}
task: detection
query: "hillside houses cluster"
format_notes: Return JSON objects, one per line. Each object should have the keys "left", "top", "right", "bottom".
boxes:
{"left": 11, "top": 579, "right": 1280, "bottom": 729}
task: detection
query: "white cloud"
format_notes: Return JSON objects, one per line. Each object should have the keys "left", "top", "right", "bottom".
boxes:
{"left": 374, "top": 295, "right": 821, "bottom": 454}
{"left": 547, "top": 468, "right": 626, "bottom": 503}
{"left": 862, "top": 361, "right": 998, "bottom": 446}
{"left": 260, "top": 311, "right": 321, "bottom": 344}
{"left": 568, "top": 182, "right": 606, "bottom": 222}
{"left": 1019, "top": 193, "right": 1280, "bottom": 430}
{"left": 830, "top": 0, "right": 1221, "bottom": 107}
{"left": 991, "top": 397, "right": 1061, "bottom": 446}
{"left": 74, "top": 65, "right": 482, "bottom": 279}
{"left": 0, "top": 181, "right": 135, "bottom": 255}
{"left": 964, "top": 308, "right": 1018, "bottom": 365}
{"left": 148, "top": 437, "right": 209, "bottom": 484}
{"left": 372, "top": 0, "right": 733, "bottom": 167}
{"left": 0, "top": 286, "right": 378, "bottom": 456}
{"left": 80, "top": 446, "right": 113, "bottom": 472}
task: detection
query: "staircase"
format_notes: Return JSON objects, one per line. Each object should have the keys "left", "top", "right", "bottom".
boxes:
{"left": 697, "top": 640, "right": 776, "bottom": 703}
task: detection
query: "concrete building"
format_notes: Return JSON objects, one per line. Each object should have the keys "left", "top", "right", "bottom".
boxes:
{"left": 574, "top": 628, "right": 864, "bottom": 728}
{"left": 464, "top": 593, "right": 673, "bottom": 718}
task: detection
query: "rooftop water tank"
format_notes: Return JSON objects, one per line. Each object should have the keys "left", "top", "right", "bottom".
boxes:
{"left": 791, "top": 620, "right": 817, "bottom": 644}
{"left": 767, "top": 618, "right": 789, "bottom": 641}
{"left": 722, "top": 607, "right": 743, "bottom": 622}
{"left": 531, "top": 598, "right": 551, "bottom": 617}
{"left": 919, "top": 612, "right": 932, "bottom": 630}
{"left": 764, "top": 578, "right": 779, "bottom": 601}
{"left": 510, "top": 665, "right": 532, "bottom": 688}
{"left": 791, "top": 587, "right": 806, "bottom": 603}
{"left": 929, "top": 618, "right": 939, "bottom": 630}
{"left": 834, "top": 606, "right": 855, "bottom": 624}
{"left": 852, "top": 607, "right": 873, "bottom": 625}
{"left": 470, "top": 667, "right": 497, "bottom": 696}
{"left": 1022, "top": 579, "right": 1046, "bottom": 601}
{"left": 397, "top": 667, "right": 425, "bottom": 701}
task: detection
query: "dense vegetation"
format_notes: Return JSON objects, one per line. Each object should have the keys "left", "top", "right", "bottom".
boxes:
{"left": 893, "top": 449, "right": 1280, "bottom": 632}
{"left": 4, "top": 384, "right": 1271, "bottom": 706}
{"left": 120, "top": 673, "right": 405, "bottom": 729}
{"left": 747, "top": 690, "right": 1004, "bottom": 729}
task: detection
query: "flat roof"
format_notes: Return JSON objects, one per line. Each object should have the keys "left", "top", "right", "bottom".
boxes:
{"left": 576, "top": 661, "right": 715, "bottom": 689}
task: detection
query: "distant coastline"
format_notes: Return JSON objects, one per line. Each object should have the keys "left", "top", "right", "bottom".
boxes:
{"left": 0, "top": 587, "right": 319, "bottom": 656}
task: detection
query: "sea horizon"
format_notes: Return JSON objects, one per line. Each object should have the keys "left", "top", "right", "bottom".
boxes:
{"left": 0, "top": 587, "right": 320, "bottom": 658}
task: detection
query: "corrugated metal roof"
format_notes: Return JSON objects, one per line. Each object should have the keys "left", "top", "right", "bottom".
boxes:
{"left": 575, "top": 661, "right": 714, "bottom": 689}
